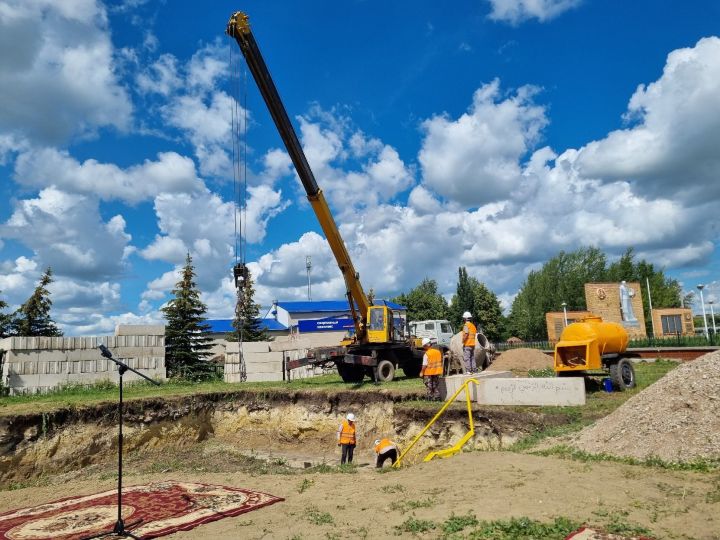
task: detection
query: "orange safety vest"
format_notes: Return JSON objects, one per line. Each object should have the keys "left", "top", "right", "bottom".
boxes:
{"left": 422, "top": 348, "right": 443, "bottom": 376}
{"left": 338, "top": 420, "right": 356, "bottom": 445}
{"left": 463, "top": 321, "right": 477, "bottom": 347}
{"left": 374, "top": 438, "right": 397, "bottom": 454}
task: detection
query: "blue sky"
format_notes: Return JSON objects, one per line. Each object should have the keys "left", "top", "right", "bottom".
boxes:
{"left": 1, "top": 0, "right": 719, "bottom": 336}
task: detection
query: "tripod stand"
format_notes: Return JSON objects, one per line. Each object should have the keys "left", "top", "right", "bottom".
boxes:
{"left": 84, "top": 344, "right": 160, "bottom": 539}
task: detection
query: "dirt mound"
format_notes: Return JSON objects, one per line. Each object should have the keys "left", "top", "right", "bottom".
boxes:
{"left": 569, "top": 351, "right": 720, "bottom": 462}
{"left": 486, "top": 347, "right": 553, "bottom": 374}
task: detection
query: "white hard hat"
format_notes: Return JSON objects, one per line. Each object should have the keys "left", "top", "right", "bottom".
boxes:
{"left": 463, "top": 311, "right": 472, "bottom": 319}
{"left": 374, "top": 439, "right": 380, "bottom": 446}
{"left": 346, "top": 413, "right": 355, "bottom": 421}
{"left": 421, "top": 337, "right": 431, "bottom": 347}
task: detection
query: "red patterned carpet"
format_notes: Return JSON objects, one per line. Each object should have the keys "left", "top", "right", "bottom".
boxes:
{"left": 0, "top": 481, "right": 283, "bottom": 539}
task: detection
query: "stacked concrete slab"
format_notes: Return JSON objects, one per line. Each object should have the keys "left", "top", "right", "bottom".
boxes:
{"left": 225, "top": 341, "right": 282, "bottom": 383}
{"left": 0, "top": 325, "right": 166, "bottom": 395}
{"left": 224, "top": 333, "right": 345, "bottom": 383}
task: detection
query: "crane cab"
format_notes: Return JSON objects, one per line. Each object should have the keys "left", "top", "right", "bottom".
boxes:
{"left": 367, "top": 305, "right": 393, "bottom": 343}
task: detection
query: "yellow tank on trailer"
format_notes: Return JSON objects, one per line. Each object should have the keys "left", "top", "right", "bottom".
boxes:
{"left": 554, "top": 315, "right": 636, "bottom": 390}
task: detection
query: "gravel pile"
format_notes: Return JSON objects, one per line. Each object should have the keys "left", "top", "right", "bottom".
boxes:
{"left": 569, "top": 351, "right": 720, "bottom": 462}
{"left": 486, "top": 347, "right": 553, "bottom": 374}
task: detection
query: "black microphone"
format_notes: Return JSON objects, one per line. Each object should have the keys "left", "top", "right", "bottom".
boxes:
{"left": 99, "top": 344, "right": 113, "bottom": 359}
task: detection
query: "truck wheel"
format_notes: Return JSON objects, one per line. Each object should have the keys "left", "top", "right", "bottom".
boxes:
{"left": 609, "top": 358, "right": 636, "bottom": 391}
{"left": 376, "top": 360, "right": 395, "bottom": 382}
{"left": 337, "top": 363, "right": 365, "bottom": 383}
{"left": 401, "top": 361, "right": 422, "bottom": 379}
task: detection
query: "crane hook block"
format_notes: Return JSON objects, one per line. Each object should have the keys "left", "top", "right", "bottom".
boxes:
{"left": 233, "top": 263, "right": 249, "bottom": 289}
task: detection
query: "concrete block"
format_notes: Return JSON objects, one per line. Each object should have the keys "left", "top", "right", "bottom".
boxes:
{"left": 239, "top": 341, "right": 272, "bottom": 354}
{"left": 115, "top": 324, "right": 165, "bottom": 336}
{"left": 475, "top": 377, "right": 586, "bottom": 406}
{"left": 439, "top": 371, "right": 514, "bottom": 401}
{"left": 269, "top": 339, "right": 312, "bottom": 352}
{"left": 244, "top": 372, "right": 284, "bottom": 383}
{"left": 246, "top": 360, "right": 284, "bottom": 374}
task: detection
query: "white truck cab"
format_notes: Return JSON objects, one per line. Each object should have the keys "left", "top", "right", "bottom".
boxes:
{"left": 409, "top": 320, "right": 454, "bottom": 347}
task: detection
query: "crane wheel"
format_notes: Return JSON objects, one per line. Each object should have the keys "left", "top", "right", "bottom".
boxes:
{"left": 337, "top": 363, "right": 365, "bottom": 383}
{"left": 376, "top": 360, "right": 395, "bottom": 382}
{"left": 609, "top": 358, "right": 636, "bottom": 391}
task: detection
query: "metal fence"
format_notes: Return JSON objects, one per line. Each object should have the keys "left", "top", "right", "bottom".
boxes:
{"left": 494, "top": 332, "right": 718, "bottom": 352}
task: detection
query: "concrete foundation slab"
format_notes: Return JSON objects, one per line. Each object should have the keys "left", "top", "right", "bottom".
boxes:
{"left": 475, "top": 377, "right": 586, "bottom": 406}
{"left": 439, "top": 371, "right": 514, "bottom": 401}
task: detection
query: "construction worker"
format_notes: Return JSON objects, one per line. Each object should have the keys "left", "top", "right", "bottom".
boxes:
{"left": 461, "top": 311, "right": 477, "bottom": 373}
{"left": 337, "top": 412, "right": 356, "bottom": 464}
{"left": 420, "top": 337, "right": 443, "bottom": 400}
{"left": 374, "top": 438, "right": 399, "bottom": 468}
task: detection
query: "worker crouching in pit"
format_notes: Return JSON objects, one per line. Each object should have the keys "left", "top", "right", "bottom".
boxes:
{"left": 374, "top": 438, "right": 399, "bottom": 468}
{"left": 337, "top": 413, "right": 357, "bottom": 464}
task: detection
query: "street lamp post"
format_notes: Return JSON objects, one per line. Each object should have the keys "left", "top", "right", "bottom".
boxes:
{"left": 561, "top": 302, "right": 568, "bottom": 327}
{"left": 697, "top": 284, "right": 709, "bottom": 339}
{"left": 709, "top": 300, "right": 717, "bottom": 335}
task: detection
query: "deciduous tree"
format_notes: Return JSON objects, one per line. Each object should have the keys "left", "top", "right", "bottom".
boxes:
{"left": 392, "top": 278, "right": 449, "bottom": 322}
{"left": 0, "top": 292, "right": 11, "bottom": 338}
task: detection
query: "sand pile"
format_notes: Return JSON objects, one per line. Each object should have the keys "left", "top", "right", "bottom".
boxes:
{"left": 569, "top": 351, "right": 720, "bottom": 462}
{"left": 486, "top": 347, "right": 553, "bottom": 374}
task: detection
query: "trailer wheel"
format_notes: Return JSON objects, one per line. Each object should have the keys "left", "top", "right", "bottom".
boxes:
{"left": 376, "top": 360, "right": 395, "bottom": 382}
{"left": 609, "top": 358, "right": 636, "bottom": 391}
{"left": 337, "top": 363, "right": 365, "bottom": 383}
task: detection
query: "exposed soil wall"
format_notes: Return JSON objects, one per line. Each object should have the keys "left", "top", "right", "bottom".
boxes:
{"left": 0, "top": 390, "right": 570, "bottom": 485}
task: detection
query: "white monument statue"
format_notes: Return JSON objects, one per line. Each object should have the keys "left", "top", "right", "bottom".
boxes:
{"left": 619, "top": 281, "right": 638, "bottom": 324}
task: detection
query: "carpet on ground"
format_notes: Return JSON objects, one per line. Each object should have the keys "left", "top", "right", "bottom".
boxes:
{"left": 565, "top": 526, "right": 654, "bottom": 540}
{"left": 0, "top": 481, "right": 283, "bottom": 540}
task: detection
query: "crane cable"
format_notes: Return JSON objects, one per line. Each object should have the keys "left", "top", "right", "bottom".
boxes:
{"left": 230, "top": 45, "right": 248, "bottom": 381}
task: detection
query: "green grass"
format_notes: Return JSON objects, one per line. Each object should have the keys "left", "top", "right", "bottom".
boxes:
{"left": 534, "top": 444, "right": 720, "bottom": 472}
{"left": 466, "top": 516, "right": 581, "bottom": 539}
{"left": 0, "top": 370, "right": 426, "bottom": 416}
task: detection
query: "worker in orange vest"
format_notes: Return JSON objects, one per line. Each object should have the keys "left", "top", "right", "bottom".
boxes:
{"left": 462, "top": 311, "right": 477, "bottom": 373}
{"left": 420, "top": 338, "right": 443, "bottom": 400}
{"left": 337, "top": 412, "right": 357, "bottom": 464}
{"left": 374, "top": 438, "right": 399, "bottom": 468}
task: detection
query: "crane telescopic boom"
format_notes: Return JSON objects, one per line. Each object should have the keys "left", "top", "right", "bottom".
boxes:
{"left": 226, "top": 11, "right": 370, "bottom": 342}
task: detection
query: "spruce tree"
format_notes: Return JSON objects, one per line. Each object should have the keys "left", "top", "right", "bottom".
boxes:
{"left": 228, "top": 268, "right": 268, "bottom": 342}
{"left": 161, "top": 253, "right": 215, "bottom": 380}
{"left": 11, "top": 268, "right": 62, "bottom": 337}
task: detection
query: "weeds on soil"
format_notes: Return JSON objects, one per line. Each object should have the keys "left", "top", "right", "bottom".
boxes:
{"left": 305, "top": 506, "right": 334, "bottom": 525}
{"left": 534, "top": 444, "right": 720, "bottom": 472}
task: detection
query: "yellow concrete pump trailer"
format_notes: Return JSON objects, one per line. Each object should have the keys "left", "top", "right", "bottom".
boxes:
{"left": 553, "top": 315, "right": 636, "bottom": 391}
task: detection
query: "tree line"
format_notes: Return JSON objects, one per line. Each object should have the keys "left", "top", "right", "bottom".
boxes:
{"left": 393, "top": 247, "right": 682, "bottom": 341}
{"left": 0, "top": 246, "right": 684, "bottom": 381}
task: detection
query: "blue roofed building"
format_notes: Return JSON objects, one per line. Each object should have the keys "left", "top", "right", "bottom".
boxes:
{"left": 260, "top": 300, "right": 406, "bottom": 334}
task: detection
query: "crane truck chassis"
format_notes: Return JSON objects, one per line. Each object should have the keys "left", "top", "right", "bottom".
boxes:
{"left": 226, "top": 12, "right": 435, "bottom": 383}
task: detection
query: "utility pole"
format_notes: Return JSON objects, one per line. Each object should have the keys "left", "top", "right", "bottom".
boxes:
{"left": 306, "top": 256, "right": 312, "bottom": 301}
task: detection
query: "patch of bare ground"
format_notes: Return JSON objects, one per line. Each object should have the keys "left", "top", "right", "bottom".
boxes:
{"left": 0, "top": 450, "right": 717, "bottom": 539}
{"left": 569, "top": 351, "right": 720, "bottom": 463}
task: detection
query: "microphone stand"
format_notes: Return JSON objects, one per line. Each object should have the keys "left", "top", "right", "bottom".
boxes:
{"left": 84, "top": 344, "right": 161, "bottom": 539}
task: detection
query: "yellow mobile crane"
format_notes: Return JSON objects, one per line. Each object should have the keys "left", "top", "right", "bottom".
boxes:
{"left": 226, "top": 12, "right": 424, "bottom": 383}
